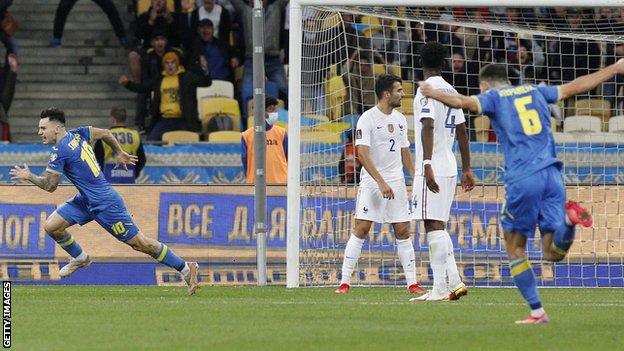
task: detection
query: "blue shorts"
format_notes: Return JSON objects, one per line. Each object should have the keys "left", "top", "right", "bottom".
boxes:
{"left": 501, "top": 165, "right": 566, "bottom": 238}
{"left": 56, "top": 194, "right": 139, "bottom": 242}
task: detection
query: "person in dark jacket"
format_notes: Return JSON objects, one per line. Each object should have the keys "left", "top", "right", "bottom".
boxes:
{"left": 50, "top": 0, "right": 128, "bottom": 47}
{"left": 189, "top": 19, "right": 233, "bottom": 82}
{"left": 119, "top": 51, "right": 212, "bottom": 141}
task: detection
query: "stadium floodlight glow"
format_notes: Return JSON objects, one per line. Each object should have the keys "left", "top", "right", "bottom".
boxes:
{"left": 287, "top": 0, "right": 624, "bottom": 288}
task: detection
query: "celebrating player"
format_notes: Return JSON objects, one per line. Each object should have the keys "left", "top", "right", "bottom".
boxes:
{"left": 418, "top": 59, "right": 624, "bottom": 323}
{"left": 336, "top": 74, "right": 426, "bottom": 295}
{"left": 410, "top": 42, "right": 475, "bottom": 302}
{"left": 10, "top": 108, "right": 200, "bottom": 295}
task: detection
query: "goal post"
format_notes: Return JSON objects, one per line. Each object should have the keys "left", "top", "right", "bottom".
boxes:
{"left": 287, "top": 1, "right": 624, "bottom": 288}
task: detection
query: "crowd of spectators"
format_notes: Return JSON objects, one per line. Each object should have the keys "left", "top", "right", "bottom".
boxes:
{"left": 1, "top": 2, "right": 623, "bottom": 143}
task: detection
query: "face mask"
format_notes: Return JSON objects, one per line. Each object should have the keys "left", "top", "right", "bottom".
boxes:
{"left": 267, "top": 112, "right": 279, "bottom": 125}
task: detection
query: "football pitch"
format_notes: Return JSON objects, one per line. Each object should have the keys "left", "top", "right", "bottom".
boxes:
{"left": 12, "top": 286, "right": 624, "bottom": 351}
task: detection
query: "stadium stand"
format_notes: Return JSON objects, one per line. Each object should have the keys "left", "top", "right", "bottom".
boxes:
{"left": 162, "top": 130, "right": 200, "bottom": 146}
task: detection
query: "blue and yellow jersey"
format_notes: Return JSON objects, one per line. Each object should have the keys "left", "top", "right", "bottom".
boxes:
{"left": 103, "top": 127, "right": 141, "bottom": 161}
{"left": 46, "top": 126, "right": 117, "bottom": 210}
{"left": 473, "top": 84, "right": 563, "bottom": 183}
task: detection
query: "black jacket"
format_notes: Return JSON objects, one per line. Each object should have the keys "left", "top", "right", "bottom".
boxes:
{"left": 123, "top": 66, "right": 212, "bottom": 132}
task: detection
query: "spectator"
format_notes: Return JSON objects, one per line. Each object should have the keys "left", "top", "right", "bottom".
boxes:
{"left": 346, "top": 53, "right": 376, "bottom": 114}
{"left": 133, "top": 30, "right": 183, "bottom": 132}
{"left": 451, "top": 51, "right": 468, "bottom": 96}
{"left": 301, "top": 19, "right": 326, "bottom": 115}
{"left": 338, "top": 129, "right": 360, "bottom": 184}
{"left": 241, "top": 96, "right": 287, "bottom": 184}
{"left": 135, "top": 0, "right": 179, "bottom": 48}
{"left": 119, "top": 51, "right": 212, "bottom": 141}
{"left": 371, "top": 17, "right": 400, "bottom": 64}
{"left": 191, "top": 0, "right": 231, "bottom": 48}
{"left": 176, "top": 0, "right": 197, "bottom": 52}
{"left": 94, "top": 107, "right": 146, "bottom": 184}
{"left": 0, "top": 1, "right": 16, "bottom": 54}
{"left": 50, "top": 0, "right": 128, "bottom": 47}
{"left": 0, "top": 53, "right": 16, "bottom": 141}
{"left": 548, "top": 9, "right": 601, "bottom": 86}
{"left": 231, "top": 0, "right": 289, "bottom": 103}
{"left": 189, "top": 19, "right": 233, "bottom": 82}
{"left": 129, "top": 0, "right": 182, "bottom": 100}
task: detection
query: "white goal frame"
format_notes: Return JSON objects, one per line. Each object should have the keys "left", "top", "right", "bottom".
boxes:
{"left": 286, "top": 0, "right": 624, "bottom": 288}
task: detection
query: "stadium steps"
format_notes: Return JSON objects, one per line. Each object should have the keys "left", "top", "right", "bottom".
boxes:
{"left": 9, "top": 0, "right": 134, "bottom": 142}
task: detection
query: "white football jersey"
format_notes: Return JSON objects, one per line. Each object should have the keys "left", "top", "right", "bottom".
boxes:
{"left": 413, "top": 76, "right": 466, "bottom": 177}
{"left": 355, "top": 106, "right": 410, "bottom": 188}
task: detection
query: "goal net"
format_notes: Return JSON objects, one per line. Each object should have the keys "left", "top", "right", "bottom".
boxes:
{"left": 287, "top": 2, "right": 624, "bottom": 288}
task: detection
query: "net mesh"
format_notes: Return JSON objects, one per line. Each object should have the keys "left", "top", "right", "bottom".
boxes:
{"left": 296, "top": 6, "right": 624, "bottom": 287}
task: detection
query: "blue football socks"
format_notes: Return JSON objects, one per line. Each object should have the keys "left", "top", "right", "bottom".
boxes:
{"left": 153, "top": 244, "right": 186, "bottom": 271}
{"left": 552, "top": 223, "right": 576, "bottom": 254}
{"left": 510, "top": 258, "right": 542, "bottom": 310}
{"left": 55, "top": 234, "right": 84, "bottom": 258}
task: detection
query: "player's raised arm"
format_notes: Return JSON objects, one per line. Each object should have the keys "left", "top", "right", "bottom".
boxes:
{"left": 559, "top": 58, "right": 624, "bottom": 100}
{"left": 91, "top": 127, "right": 138, "bottom": 169}
{"left": 455, "top": 122, "right": 475, "bottom": 192}
{"left": 10, "top": 164, "right": 60, "bottom": 193}
{"left": 418, "top": 82, "right": 479, "bottom": 113}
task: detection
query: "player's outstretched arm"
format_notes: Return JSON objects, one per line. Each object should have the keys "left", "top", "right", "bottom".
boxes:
{"left": 418, "top": 82, "right": 479, "bottom": 113}
{"left": 10, "top": 164, "right": 60, "bottom": 193}
{"left": 559, "top": 58, "right": 624, "bottom": 100}
{"left": 92, "top": 127, "right": 138, "bottom": 169}
{"left": 357, "top": 145, "right": 394, "bottom": 199}
{"left": 455, "top": 122, "right": 475, "bottom": 192}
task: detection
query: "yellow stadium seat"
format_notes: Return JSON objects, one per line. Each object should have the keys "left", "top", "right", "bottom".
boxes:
{"left": 196, "top": 81, "right": 235, "bottom": 116}
{"left": 402, "top": 81, "right": 414, "bottom": 96}
{"left": 301, "top": 131, "right": 342, "bottom": 143}
{"left": 201, "top": 97, "right": 241, "bottom": 132}
{"left": 474, "top": 116, "right": 490, "bottom": 142}
{"left": 573, "top": 99, "right": 611, "bottom": 131}
{"left": 312, "top": 122, "right": 351, "bottom": 134}
{"left": 323, "top": 13, "right": 341, "bottom": 29}
{"left": 207, "top": 131, "right": 242, "bottom": 143}
{"left": 326, "top": 75, "right": 347, "bottom": 120}
{"left": 137, "top": 0, "right": 175, "bottom": 16}
{"left": 162, "top": 130, "right": 199, "bottom": 146}
{"left": 373, "top": 64, "right": 385, "bottom": 77}
{"left": 397, "top": 97, "right": 414, "bottom": 115}
{"left": 387, "top": 65, "right": 401, "bottom": 77}
{"left": 360, "top": 16, "right": 381, "bottom": 37}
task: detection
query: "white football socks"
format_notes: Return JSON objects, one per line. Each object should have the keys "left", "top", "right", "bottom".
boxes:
{"left": 443, "top": 230, "right": 463, "bottom": 290}
{"left": 396, "top": 238, "right": 417, "bottom": 286}
{"left": 181, "top": 263, "right": 190, "bottom": 277}
{"left": 427, "top": 230, "right": 448, "bottom": 292}
{"left": 340, "top": 234, "right": 365, "bottom": 285}
{"left": 75, "top": 251, "right": 88, "bottom": 262}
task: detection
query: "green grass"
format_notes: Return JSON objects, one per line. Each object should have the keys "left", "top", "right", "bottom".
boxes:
{"left": 12, "top": 286, "right": 624, "bottom": 351}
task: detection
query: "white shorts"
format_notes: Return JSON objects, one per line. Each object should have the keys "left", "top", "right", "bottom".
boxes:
{"left": 412, "top": 175, "right": 456, "bottom": 222}
{"left": 355, "top": 181, "right": 411, "bottom": 223}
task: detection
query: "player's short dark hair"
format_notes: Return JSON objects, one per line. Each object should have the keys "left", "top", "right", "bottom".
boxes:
{"left": 420, "top": 42, "right": 447, "bottom": 70}
{"left": 375, "top": 74, "right": 402, "bottom": 99}
{"left": 479, "top": 64, "right": 508, "bottom": 83}
{"left": 40, "top": 107, "right": 66, "bottom": 125}
{"left": 110, "top": 107, "right": 127, "bottom": 122}
{"left": 265, "top": 96, "right": 278, "bottom": 108}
